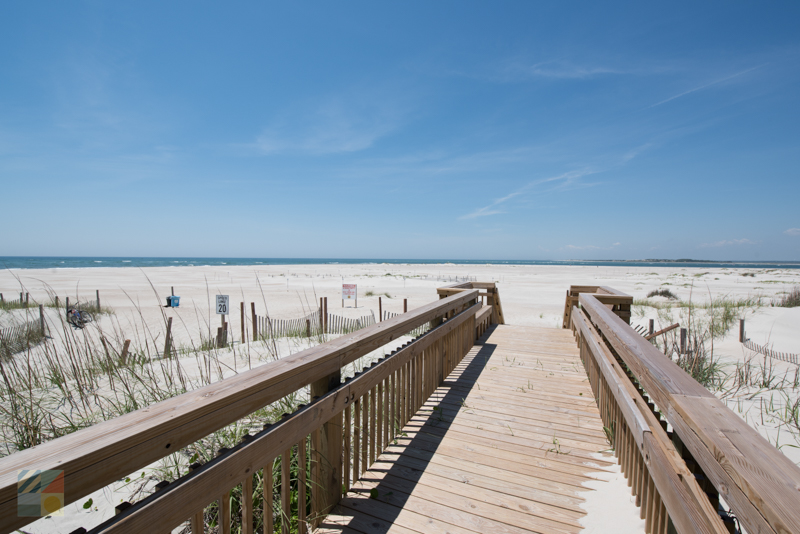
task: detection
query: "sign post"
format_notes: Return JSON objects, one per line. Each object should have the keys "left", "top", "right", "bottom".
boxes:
{"left": 216, "top": 295, "right": 229, "bottom": 346}
{"left": 342, "top": 284, "right": 357, "bottom": 308}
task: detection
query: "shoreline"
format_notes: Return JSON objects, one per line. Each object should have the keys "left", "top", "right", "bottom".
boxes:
{"left": 3, "top": 256, "right": 800, "bottom": 271}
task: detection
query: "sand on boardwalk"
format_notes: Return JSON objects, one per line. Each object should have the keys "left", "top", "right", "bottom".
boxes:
{"left": 2, "top": 263, "right": 799, "bottom": 533}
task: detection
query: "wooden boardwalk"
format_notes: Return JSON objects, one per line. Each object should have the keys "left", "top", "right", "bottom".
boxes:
{"left": 316, "top": 324, "right": 616, "bottom": 534}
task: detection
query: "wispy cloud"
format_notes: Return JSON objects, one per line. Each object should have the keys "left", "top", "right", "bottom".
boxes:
{"left": 458, "top": 169, "right": 595, "bottom": 220}
{"left": 519, "top": 61, "right": 622, "bottom": 79}
{"left": 648, "top": 65, "right": 765, "bottom": 108}
{"left": 784, "top": 228, "right": 800, "bottom": 236}
{"left": 698, "top": 238, "right": 756, "bottom": 248}
{"left": 488, "top": 59, "right": 631, "bottom": 83}
{"left": 253, "top": 90, "right": 409, "bottom": 155}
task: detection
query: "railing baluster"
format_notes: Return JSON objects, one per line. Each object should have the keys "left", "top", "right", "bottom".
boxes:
{"left": 382, "top": 376, "right": 389, "bottom": 452}
{"left": 343, "top": 405, "right": 351, "bottom": 494}
{"left": 281, "top": 447, "right": 291, "bottom": 534}
{"left": 310, "top": 428, "right": 320, "bottom": 530}
{"left": 369, "top": 385, "right": 377, "bottom": 465}
{"left": 298, "top": 438, "right": 307, "bottom": 534}
{"left": 353, "top": 398, "right": 361, "bottom": 480}
{"left": 243, "top": 472, "right": 253, "bottom": 534}
{"left": 262, "top": 459, "right": 273, "bottom": 534}
{"left": 376, "top": 381, "right": 384, "bottom": 457}
{"left": 361, "top": 391, "right": 369, "bottom": 475}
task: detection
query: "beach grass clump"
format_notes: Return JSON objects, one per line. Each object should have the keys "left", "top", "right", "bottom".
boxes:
{"left": 646, "top": 288, "right": 678, "bottom": 300}
{"left": 0, "top": 299, "right": 36, "bottom": 312}
{"left": 772, "top": 287, "right": 800, "bottom": 308}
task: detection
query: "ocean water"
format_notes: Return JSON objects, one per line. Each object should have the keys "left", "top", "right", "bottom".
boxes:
{"left": 1, "top": 257, "right": 799, "bottom": 270}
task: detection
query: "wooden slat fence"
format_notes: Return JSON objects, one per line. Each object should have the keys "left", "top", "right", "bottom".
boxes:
{"left": 0, "top": 288, "right": 486, "bottom": 534}
{"left": 743, "top": 339, "right": 800, "bottom": 365}
{"left": 0, "top": 318, "right": 45, "bottom": 358}
{"left": 565, "top": 285, "right": 800, "bottom": 534}
{"left": 254, "top": 309, "right": 377, "bottom": 339}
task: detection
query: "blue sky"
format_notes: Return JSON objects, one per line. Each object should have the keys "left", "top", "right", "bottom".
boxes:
{"left": 1, "top": 2, "right": 799, "bottom": 260}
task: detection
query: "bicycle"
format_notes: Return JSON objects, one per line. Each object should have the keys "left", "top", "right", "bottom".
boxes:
{"left": 67, "top": 306, "right": 94, "bottom": 329}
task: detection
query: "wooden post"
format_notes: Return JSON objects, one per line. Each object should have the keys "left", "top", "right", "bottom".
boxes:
{"left": 65, "top": 297, "right": 70, "bottom": 316}
{"left": 164, "top": 317, "right": 173, "bottom": 358}
{"left": 680, "top": 328, "right": 687, "bottom": 354}
{"left": 0, "top": 293, "right": 3, "bottom": 303}
{"left": 54, "top": 296, "right": 59, "bottom": 308}
{"left": 378, "top": 297, "right": 382, "bottom": 322}
{"left": 649, "top": 319, "right": 654, "bottom": 336}
{"left": 310, "top": 370, "right": 342, "bottom": 522}
{"left": 39, "top": 305, "right": 45, "bottom": 336}
{"left": 251, "top": 302, "right": 257, "bottom": 342}
{"left": 217, "top": 327, "right": 224, "bottom": 348}
{"left": 320, "top": 297, "right": 324, "bottom": 332}
{"left": 324, "top": 297, "right": 328, "bottom": 334}
{"left": 120, "top": 339, "right": 131, "bottom": 364}
{"left": 404, "top": 298, "right": 407, "bottom": 313}
{"left": 739, "top": 319, "right": 745, "bottom": 343}
{"left": 306, "top": 319, "right": 311, "bottom": 338}
{"left": 25, "top": 293, "right": 29, "bottom": 306}
{"left": 96, "top": 290, "right": 100, "bottom": 311}
{"left": 241, "top": 302, "right": 245, "bottom": 343}
{"left": 171, "top": 286, "right": 175, "bottom": 297}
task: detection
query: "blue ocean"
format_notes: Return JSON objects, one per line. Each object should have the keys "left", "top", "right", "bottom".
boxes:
{"left": 1, "top": 257, "right": 799, "bottom": 270}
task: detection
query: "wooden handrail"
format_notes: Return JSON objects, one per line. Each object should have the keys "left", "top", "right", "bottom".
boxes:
{"left": 571, "top": 307, "right": 726, "bottom": 533}
{"left": 439, "top": 282, "right": 505, "bottom": 325}
{"left": 562, "top": 285, "right": 632, "bottom": 328}
{"left": 92, "top": 301, "right": 482, "bottom": 534}
{"left": 0, "top": 290, "right": 481, "bottom": 534}
{"left": 578, "top": 292, "right": 800, "bottom": 534}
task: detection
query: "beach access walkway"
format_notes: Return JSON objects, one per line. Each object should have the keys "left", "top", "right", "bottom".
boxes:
{"left": 2, "top": 283, "right": 798, "bottom": 534}
{"left": 316, "top": 324, "right": 612, "bottom": 534}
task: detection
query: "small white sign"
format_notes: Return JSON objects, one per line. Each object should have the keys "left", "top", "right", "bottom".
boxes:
{"left": 342, "top": 284, "right": 357, "bottom": 300}
{"left": 216, "top": 295, "right": 230, "bottom": 315}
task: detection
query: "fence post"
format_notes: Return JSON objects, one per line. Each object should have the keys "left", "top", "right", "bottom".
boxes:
{"left": 65, "top": 297, "right": 69, "bottom": 317}
{"left": 320, "top": 297, "right": 324, "bottom": 333}
{"left": 306, "top": 319, "right": 311, "bottom": 338}
{"left": 378, "top": 297, "right": 382, "bottom": 322}
{"left": 310, "top": 369, "right": 342, "bottom": 523}
{"left": 96, "top": 290, "right": 100, "bottom": 311}
{"left": 0, "top": 293, "right": 3, "bottom": 303}
{"left": 404, "top": 298, "right": 407, "bottom": 313}
{"left": 649, "top": 319, "right": 654, "bottom": 336}
{"left": 54, "top": 296, "right": 59, "bottom": 308}
{"left": 251, "top": 303, "right": 257, "bottom": 342}
{"left": 120, "top": 339, "right": 131, "bottom": 364}
{"left": 324, "top": 297, "right": 328, "bottom": 333}
{"left": 164, "top": 317, "right": 173, "bottom": 358}
{"left": 739, "top": 319, "right": 745, "bottom": 343}
{"left": 24, "top": 293, "right": 28, "bottom": 306}
{"left": 240, "top": 302, "right": 245, "bottom": 343}
{"left": 680, "top": 328, "right": 687, "bottom": 354}
{"left": 39, "top": 305, "right": 45, "bottom": 336}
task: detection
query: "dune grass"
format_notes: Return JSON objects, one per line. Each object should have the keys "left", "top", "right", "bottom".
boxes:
{"left": 773, "top": 287, "right": 800, "bottom": 308}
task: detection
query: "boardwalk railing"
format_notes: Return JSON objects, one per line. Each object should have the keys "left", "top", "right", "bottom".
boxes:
{"left": 0, "top": 287, "right": 496, "bottom": 534}
{"left": 565, "top": 285, "right": 800, "bottom": 534}
{"left": 437, "top": 281, "right": 505, "bottom": 325}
